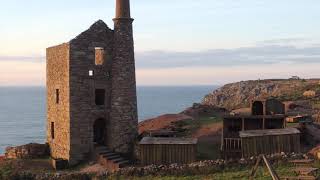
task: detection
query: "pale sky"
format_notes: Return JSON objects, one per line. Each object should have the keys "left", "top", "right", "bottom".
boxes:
{"left": 1, "top": 0, "right": 320, "bottom": 86}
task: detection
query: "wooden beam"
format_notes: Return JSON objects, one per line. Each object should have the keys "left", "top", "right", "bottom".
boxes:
{"left": 262, "top": 155, "right": 280, "bottom": 180}
{"left": 242, "top": 118, "right": 245, "bottom": 131}
{"left": 249, "top": 155, "right": 280, "bottom": 180}
{"left": 249, "top": 155, "right": 262, "bottom": 180}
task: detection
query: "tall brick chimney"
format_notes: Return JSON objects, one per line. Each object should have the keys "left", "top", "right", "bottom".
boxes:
{"left": 109, "top": 0, "right": 138, "bottom": 157}
{"left": 115, "top": 0, "right": 131, "bottom": 18}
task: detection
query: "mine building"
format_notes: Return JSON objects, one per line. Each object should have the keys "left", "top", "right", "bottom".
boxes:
{"left": 46, "top": 0, "right": 138, "bottom": 169}
{"left": 139, "top": 137, "right": 198, "bottom": 165}
{"left": 221, "top": 98, "right": 301, "bottom": 158}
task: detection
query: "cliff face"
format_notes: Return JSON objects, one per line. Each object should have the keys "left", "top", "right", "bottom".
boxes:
{"left": 202, "top": 79, "right": 320, "bottom": 110}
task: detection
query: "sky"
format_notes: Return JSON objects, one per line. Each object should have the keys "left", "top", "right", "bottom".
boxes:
{"left": 0, "top": 0, "right": 320, "bottom": 86}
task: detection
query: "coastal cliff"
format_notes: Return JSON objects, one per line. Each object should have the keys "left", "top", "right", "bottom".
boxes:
{"left": 202, "top": 79, "right": 320, "bottom": 111}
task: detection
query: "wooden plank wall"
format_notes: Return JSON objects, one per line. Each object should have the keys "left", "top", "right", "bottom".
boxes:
{"left": 140, "top": 144, "right": 196, "bottom": 165}
{"left": 223, "top": 138, "right": 241, "bottom": 152}
{"left": 241, "top": 134, "right": 300, "bottom": 158}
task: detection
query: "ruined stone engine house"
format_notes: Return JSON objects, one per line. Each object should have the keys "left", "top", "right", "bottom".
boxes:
{"left": 46, "top": 0, "right": 138, "bottom": 165}
{"left": 222, "top": 98, "right": 300, "bottom": 158}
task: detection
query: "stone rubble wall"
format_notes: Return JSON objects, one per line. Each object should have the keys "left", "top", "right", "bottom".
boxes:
{"left": 11, "top": 152, "right": 309, "bottom": 179}
{"left": 116, "top": 152, "right": 307, "bottom": 177}
{"left": 5, "top": 143, "right": 49, "bottom": 159}
{"left": 46, "top": 43, "right": 71, "bottom": 161}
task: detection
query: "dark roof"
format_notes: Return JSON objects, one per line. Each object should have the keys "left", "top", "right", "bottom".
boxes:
{"left": 239, "top": 128, "right": 300, "bottom": 138}
{"left": 224, "top": 115, "right": 286, "bottom": 119}
{"left": 70, "top": 20, "right": 113, "bottom": 43}
{"left": 140, "top": 137, "right": 198, "bottom": 145}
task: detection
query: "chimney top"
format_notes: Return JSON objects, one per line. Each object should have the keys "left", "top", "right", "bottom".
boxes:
{"left": 115, "top": 0, "right": 131, "bottom": 19}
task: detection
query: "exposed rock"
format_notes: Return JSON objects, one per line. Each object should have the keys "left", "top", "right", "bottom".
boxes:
{"left": 303, "top": 90, "right": 316, "bottom": 98}
{"left": 202, "top": 79, "right": 320, "bottom": 111}
{"left": 5, "top": 143, "right": 49, "bottom": 159}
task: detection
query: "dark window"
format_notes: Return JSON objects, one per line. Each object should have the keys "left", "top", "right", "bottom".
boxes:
{"left": 95, "top": 89, "right": 105, "bottom": 105}
{"left": 56, "top": 89, "right": 60, "bottom": 104}
{"left": 252, "top": 101, "right": 264, "bottom": 115}
{"left": 51, "top": 122, "right": 55, "bottom": 139}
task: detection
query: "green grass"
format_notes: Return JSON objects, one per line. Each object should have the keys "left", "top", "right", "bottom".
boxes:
{"left": 311, "top": 99, "right": 320, "bottom": 109}
{"left": 0, "top": 162, "right": 13, "bottom": 179}
{"left": 114, "top": 163, "right": 298, "bottom": 180}
{"left": 173, "top": 116, "right": 223, "bottom": 137}
{"left": 286, "top": 122, "right": 299, "bottom": 128}
{"left": 197, "top": 116, "right": 223, "bottom": 126}
{"left": 278, "top": 91, "right": 305, "bottom": 101}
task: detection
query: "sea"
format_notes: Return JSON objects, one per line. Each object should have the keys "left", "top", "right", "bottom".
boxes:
{"left": 0, "top": 86, "right": 217, "bottom": 154}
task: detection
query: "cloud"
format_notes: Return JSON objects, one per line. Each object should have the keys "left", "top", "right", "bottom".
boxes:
{"left": 1, "top": 42, "right": 320, "bottom": 86}
{"left": 0, "top": 55, "right": 44, "bottom": 62}
{"left": 1, "top": 38, "right": 320, "bottom": 73}
{"left": 136, "top": 44, "right": 320, "bottom": 69}
{"left": 256, "top": 38, "right": 311, "bottom": 46}
{"left": 136, "top": 62, "right": 320, "bottom": 86}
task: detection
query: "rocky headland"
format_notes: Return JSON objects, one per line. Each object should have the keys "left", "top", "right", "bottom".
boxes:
{"left": 202, "top": 79, "right": 320, "bottom": 112}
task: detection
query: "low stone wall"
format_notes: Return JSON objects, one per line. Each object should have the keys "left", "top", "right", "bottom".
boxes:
{"left": 117, "top": 152, "right": 306, "bottom": 177}
{"left": 9, "top": 152, "right": 308, "bottom": 180}
{"left": 5, "top": 143, "right": 49, "bottom": 159}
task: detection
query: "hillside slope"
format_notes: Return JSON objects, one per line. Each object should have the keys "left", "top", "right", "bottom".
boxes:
{"left": 202, "top": 79, "right": 320, "bottom": 110}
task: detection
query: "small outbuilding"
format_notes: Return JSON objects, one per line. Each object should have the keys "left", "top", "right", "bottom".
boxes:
{"left": 239, "top": 128, "right": 300, "bottom": 158}
{"left": 221, "top": 98, "right": 290, "bottom": 158}
{"left": 139, "top": 137, "right": 197, "bottom": 165}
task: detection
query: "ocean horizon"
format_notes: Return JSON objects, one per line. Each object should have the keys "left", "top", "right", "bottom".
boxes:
{"left": 0, "top": 85, "right": 217, "bottom": 154}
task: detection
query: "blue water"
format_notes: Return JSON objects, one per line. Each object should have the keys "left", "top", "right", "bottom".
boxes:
{"left": 0, "top": 86, "right": 216, "bottom": 154}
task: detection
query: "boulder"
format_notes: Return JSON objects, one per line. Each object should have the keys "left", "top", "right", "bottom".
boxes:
{"left": 5, "top": 143, "right": 49, "bottom": 159}
{"left": 0, "top": 155, "right": 5, "bottom": 162}
{"left": 303, "top": 90, "right": 316, "bottom": 98}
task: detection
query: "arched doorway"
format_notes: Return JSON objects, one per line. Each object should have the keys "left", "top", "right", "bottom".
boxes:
{"left": 252, "top": 101, "right": 264, "bottom": 115}
{"left": 93, "top": 118, "right": 106, "bottom": 145}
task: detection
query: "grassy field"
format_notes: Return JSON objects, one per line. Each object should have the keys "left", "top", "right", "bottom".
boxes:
{"left": 2, "top": 158, "right": 320, "bottom": 180}
{"left": 0, "top": 160, "right": 309, "bottom": 180}
{"left": 114, "top": 164, "right": 304, "bottom": 180}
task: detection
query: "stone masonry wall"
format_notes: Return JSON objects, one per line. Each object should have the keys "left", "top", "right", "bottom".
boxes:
{"left": 110, "top": 18, "right": 138, "bottom": 156}
{"left": 46, "top": 43, "right": 71, "bottom": 161}
{"left": 5, "top": 143, "right": 49, "bottom": 159}
{"left": 68, "top": 20, "right": 114, "bottom": 165}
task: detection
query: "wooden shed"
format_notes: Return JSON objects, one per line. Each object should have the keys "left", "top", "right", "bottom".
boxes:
{"left": 239, "top": 128, "right": 300, "bottom": 158}
{"left": 139, "top": 137, "right": 197, "bottom": 165}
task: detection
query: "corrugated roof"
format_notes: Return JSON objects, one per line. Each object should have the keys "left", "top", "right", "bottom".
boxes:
{"left": 139, "top": 137, "right": 198, "bottom": 145}
{"left": 239, "top": 128, "right": 300, "bottom": 138}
